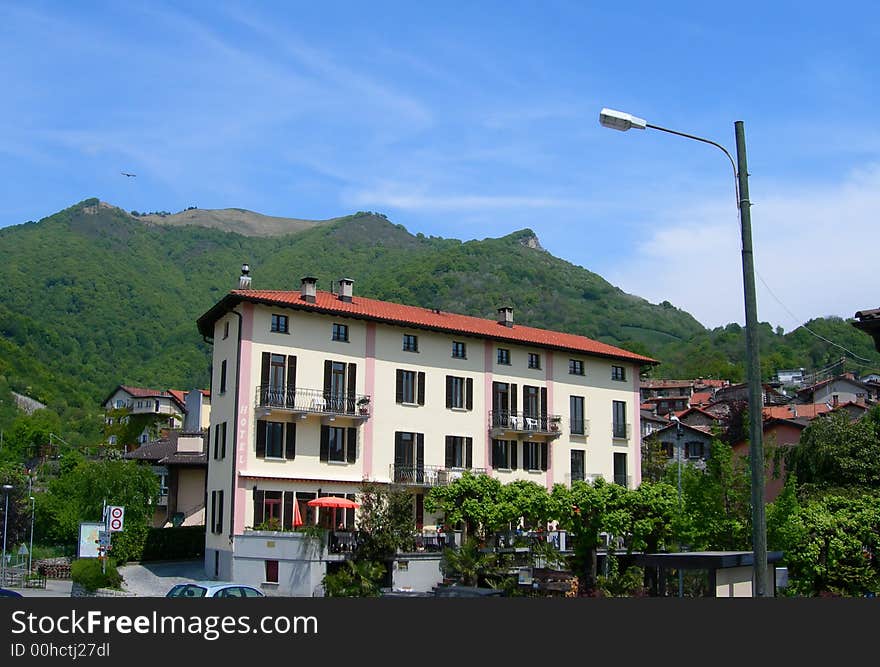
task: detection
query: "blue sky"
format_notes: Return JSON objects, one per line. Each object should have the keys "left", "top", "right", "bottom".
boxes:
{"left": 2, "top": 1, "right": 878, "bottom": 332}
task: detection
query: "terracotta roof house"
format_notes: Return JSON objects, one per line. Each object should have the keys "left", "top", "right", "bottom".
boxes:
{"left": 795, "top": 373, "right": 875, "bottom": 407}
{"left": 731, "top": 417, "right": 809, "bottom": 503}
{"left": 103, "top": 385, "right": 211, "bottom": 449}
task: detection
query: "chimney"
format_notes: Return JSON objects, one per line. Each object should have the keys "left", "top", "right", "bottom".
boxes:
{"left": 497, "top": 306, "right": 514, "bottom": 328}
{"left": 338, "top": 278, "right": 354, "bottom": 303}
{"left": 300, "top": 276, "right": 317, "bottom": 303}
{"left": 238, "top": 263, "right": 252, "bottom": 289}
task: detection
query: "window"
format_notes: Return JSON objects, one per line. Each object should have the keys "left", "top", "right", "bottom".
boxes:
{"left": 570, "top": 450, "right": 585, "bottom": 482}
{"left": 265, "top": 560, "right": 279, "bottom": 584}
{"left": 497, "top": 348, "right": 510, "bottom": 365}
{"left": 223, "top": 320, "right": 230, "bottom": 340}
{"left": 528, "top": 353, "right": 541, "bottom": 370}
{"left": 523, "top": 441, "right": 548, "bottom": 471}
{"left": 570, "top": 396, "right": 585, "bottom": 435}
{"left": 219, "top": 359, "right": 227, "bottom": 394}
{"left": 445, "top": 376, "right": 473, "bottom": 410}
{"left": 115, "top": 399, "right": 125, "bottom": 409}
{"left": 569, "top": 359, "right": 584, "bottom": 375}
{"left": 445, "top": 436, "right": 473, "bottom": 469}
{"left": 211, "top": 490, "right": 224, "bottom": 534}
{"left": 253, "top": 490, "right": 298, "bottom": 531}
{"left": 612, "top": 365, "right": 626, "bottom": 382}
{"left": 403, "top": 334, "right": 419, "bottom": 352}
{"left": 320, "top": 425, "right": 357, "bottom": 463}
{"left": 213, "top": 421, "right": 227, "bottom": 460}
{"left": 492, "top": 439, "right": 516, "bottom": 469}
{"left": 256, "top": 420, "right": 296, "bottom": 460}
{"left": 452, "top": 341, "right": 467, "bottom": 359}
{"left": 394, "top": 432, "right": 424, "bottom": 483}
{"left": 613, "top": 401, "right": 627, "bottom": 439}
{"left": 332, "top": 323, "right": 349, "bottom": 342}
{"left": 613, "top": 453, "right": 628, "bottom": 487}
{"left": 271, "top": 313, "right": 289, "bottom": 333}
{"left": 686, "top": 441, "right": 705, "bottom": 459}
{"left": 396, "top": 369, "right": 425, "bottom": 405}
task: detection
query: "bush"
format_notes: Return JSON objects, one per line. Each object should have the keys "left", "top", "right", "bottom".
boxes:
{"left": 71, "top": 558, "right": 122, "bottom": 591}
{"left": 141, "top": 526, "right": 206, "bottom": 561}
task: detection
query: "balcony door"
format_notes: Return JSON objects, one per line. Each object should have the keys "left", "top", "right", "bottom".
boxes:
{"left": 394, "top": 432, "right": 424, "bottom": 484}
{"left": 260, "top": 353, "right": 297, "bottom": 407}
{"left": 492, "top": 381, "right": 517, "bottom": 427}
{"left": 324, "top": 360, "right": 357, "bottom": 413}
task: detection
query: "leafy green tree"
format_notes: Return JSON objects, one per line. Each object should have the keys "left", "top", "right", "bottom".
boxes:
{"left": 0, "top": 463, "right": 31, "bottom": 547}
{"left": 354, "top": 481, "right": 416, "bottom": 561}
{"left": 425, "top": 472, "right": 509, "bottom": 540}
{"left": 440, "top": 537, "right": 510, "bottom": 587}
{"left": 500, "top": 479, "right": 552, "bottom": 530}
{"left": 640, "top": 435, "right": 670, "bottom": 483}
{"left": 322, "top": 560, "right": 385, "bottom": 597}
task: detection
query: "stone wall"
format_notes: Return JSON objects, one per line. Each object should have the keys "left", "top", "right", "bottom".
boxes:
{"left": 70, "top": 582, "right": 137, "bottom": 598}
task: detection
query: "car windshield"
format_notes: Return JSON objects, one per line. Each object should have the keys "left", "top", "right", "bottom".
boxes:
{"left": 167, "top": 584, "right": 208, "bottom": 598}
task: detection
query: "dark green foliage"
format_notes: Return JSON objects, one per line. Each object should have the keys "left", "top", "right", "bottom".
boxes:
{"left": 140, "top": 526, "right": 206, "bottom": 562}
{"left": 70, "top": 558, "right": 122, "bottom": 591}
{"left": 322, "top": 559, "right": 385, "bottom": 597}
{"left": 354, "top": 481, "right": 416, "bottom": 561}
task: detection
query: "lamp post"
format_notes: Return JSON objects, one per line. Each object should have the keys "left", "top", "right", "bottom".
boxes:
{"left": 670, "top": 415, "right": 684, "bottom": 597}
{"left": 2, "top": 483, "right": 13, "bottom": 586}
{"left": 600, "top": 108, "right": 769, "bottom": 597}
{"left": 28, "top": 474, "right": 35, "bottom": 575}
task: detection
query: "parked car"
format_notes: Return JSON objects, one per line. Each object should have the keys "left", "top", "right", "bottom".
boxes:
{"left": 0, "top": 588, "right": 24, "bottom": 598}
{"left": 165, "top": 581, "right": 265, "bottom": 598}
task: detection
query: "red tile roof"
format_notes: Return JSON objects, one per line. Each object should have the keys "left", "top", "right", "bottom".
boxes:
{"left": 201, "top": 289, "right": 657, "bottom": 365}
{"left": 762, "top": 403, "right": 832, "bottom": 420}
{"left": 689, "top": 392, "right": 713, "bottom": 406}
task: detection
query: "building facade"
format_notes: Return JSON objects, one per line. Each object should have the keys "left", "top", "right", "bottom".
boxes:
{"left": 196, "top": 274, "right": 655, "bottom": 583}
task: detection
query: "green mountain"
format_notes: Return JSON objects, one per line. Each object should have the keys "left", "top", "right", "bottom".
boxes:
{"left": 0, "top": 198, "right": 878, "bottom": 443}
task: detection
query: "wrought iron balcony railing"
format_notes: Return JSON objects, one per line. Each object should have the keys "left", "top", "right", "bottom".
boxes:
{"left": 256, "top": 386, "right": 371, "bottom": 418}
{"left": 488, "top": 410, "right": 563, "bottom": 436}
{"left": 390, "top": 464, "right": 487, "bottom": 487}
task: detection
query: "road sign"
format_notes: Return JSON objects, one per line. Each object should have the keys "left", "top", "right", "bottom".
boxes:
{"left": 98, "top": 531, "right": 111, "bottom": 547}
{"left": 107, "top": 506, "right": 125, "bottom": 532}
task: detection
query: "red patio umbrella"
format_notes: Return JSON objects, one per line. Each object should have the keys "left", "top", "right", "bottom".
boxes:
{"left": 307, "top": 496, "right": 360, "bottom": 528}
{"left": 292, "top": 499, "right": 304, "bottom": 527}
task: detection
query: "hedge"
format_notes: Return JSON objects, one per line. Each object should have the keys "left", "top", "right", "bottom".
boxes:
{"left": 140, "top": 526, "right": 206, "bottom": 562}
{"left": 71, "top": 558, "right": 122, "bottom": 591}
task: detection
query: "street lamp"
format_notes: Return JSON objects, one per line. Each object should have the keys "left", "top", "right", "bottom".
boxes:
{"left": 600, "top": 107, "right": 769, "bottom": 597}
{"left": 28, "top": 474, "right": 35, "bottom": 575}
{"left": 670, "top": 415, "right": 684, "bottom": 597}
{"left": 2, "top": 483, "right": 12, "bottom": 586}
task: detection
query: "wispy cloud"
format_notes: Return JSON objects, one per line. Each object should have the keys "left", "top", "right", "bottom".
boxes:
{"left": 347, "top": 184, "right": 586, "bottom": 212}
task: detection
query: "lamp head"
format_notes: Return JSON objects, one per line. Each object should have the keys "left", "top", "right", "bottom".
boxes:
{"left": 599, "top": 108, "right": 647, "bottom": 131}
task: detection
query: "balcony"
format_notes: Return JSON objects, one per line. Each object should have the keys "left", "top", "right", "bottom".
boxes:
{"left": 569, "top": 419, "right": 591, "bottom": 437}
{"left": 488, "top": 411, "right": 563, "bottom": 440}
{"left": 612, "top": 423, "right": 632, "bottom": 441}
{"left": 256, "top": 386, "right": 371, "bottom": 421}
{"left": 390, "top": 464, "right": 487, "bottom": 487}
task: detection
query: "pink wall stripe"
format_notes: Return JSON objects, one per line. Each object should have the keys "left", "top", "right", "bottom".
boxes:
{"left": 545, "top": 354, "right": 554, "bottom": 489}
{"left": 363, "top": 322, "right": 376, "bottom": 479}
{"left": 633, "top": 366, "right": 642, "bottom": 488}
{"left": 484, "top": 341, "right": 494, "bottom": 473}
{"left": 234, "top": 302, "right": 254, "bottom": 534}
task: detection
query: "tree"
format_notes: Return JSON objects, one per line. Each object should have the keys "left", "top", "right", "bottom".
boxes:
{"left": 0, "top": 463, "right": 31, "bottom": 548}
{"left": 354, "top": 481, "right": 416, "bottom": 562}
{"left": 322, "top": 560, "right": 385, "bottom": 597}
{"left": 425, "top": 472, "right": 509, "bottom": 540}
{"left": 641, "top": 435, "right": 670, "bottom": 483}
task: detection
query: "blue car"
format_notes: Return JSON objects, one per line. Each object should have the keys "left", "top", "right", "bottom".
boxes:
{"left": 0, "top": 588, "right": 24, "bottom": 598}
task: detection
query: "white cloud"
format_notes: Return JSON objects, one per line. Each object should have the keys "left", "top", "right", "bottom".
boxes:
{"left": 608, "top": 164, "right": 880, "bottom": 332}
{"left": 347, "top": 185, "right": 585, "bottom": 212}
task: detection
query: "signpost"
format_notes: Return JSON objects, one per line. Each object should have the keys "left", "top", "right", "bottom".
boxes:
{"left": 100, "top": 504, "right": 125, "bottom": 574}
{"left": 107, "top": 506, "right": 125, "bottom": 532}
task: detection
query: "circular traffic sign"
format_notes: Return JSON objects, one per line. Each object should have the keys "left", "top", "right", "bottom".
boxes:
{"left": 109, "top": 518, "right": 123, "bottom": 530}
{"left": 110, "top": 507, "right": 123, "bottom": 519}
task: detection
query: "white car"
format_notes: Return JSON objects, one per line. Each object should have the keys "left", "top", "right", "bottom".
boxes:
{"left": 165, "top": 581, "right": 265, "bottom": 598}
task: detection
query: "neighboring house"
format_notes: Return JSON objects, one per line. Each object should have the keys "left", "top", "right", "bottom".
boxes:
{"left": 731, "top": 417, "right": 808, "bottom": 503}
{"left": 642, "top": 395, "right": 688, "bottom": 416}
{"left": 795, "top": 373, "right": 874, "bottom": 407}
{"left": 652, "top": 421, "right": 714, "bottom": 463}
{"left": 641, "top": 410, "right": 669, "bottom": 438}
{"left": 124, "top": 430, "right": 207, "bottom": 527}
{"left": 775, "top": 368, "right": 806, "bottom": 387}
{"left": 713, "top": 382, "right": 789, "bottom": 406}
{"left": 762, "top": 403, "right": 832, "bottom": 421}
{"left": 676, "top": 406, "right": 724, "bottom": 432}
{"left": 197, "top": 270, "right": 656, "bottom": 586}
{"left": 103, "top": 385, "right": 211, "bottom": 449}
{"left": 640, "top": 379, "right": 693, "bottom": 402}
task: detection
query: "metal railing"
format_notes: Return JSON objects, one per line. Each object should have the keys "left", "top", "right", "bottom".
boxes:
{"left": 256, "top": 386, "right": 371, "bottom": 417}
{"left": 570, "top": 419, "right": 591, "bottom": 436}
{"left": 390, "top": 464, "right": 487, "bottom": 487}
{"left": 488, "top": 410, "right": 562, "bottom": 435}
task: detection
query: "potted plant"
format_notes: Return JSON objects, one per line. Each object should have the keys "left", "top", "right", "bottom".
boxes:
{"left": 357, "top": 396, "right": 371, "bottom": 415}
{"left": 549, "top": 416, "right": 561, "bottom": 431}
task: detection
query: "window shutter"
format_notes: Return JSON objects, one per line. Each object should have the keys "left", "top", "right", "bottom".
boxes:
{"left": 445, "top": 436, "right": 454, "bottom": 468}
{"left": 213, "top": 424, "right": 219, "bottom": 459}
{"left": 491, "top": 440, "right": 500, "bottom": 467}
{"left": 253, "top": 490, "right": 265, "bottom": 528}
{"left": 416, "top": 435, "right": 424, "bottom": 467}
{"left": 320, "top": 426, "right": 330, "bottom": 462}
{"left": 217, "top": 490, "right": 224, "bottom": 534}
{"left": 541, "top": 387, "right": 548, "bottom": 420}
{"left": 286, "top": 355, "right": 297, "bottom": 407}
{"left": 207, "top": 425, "right": 212, "bottom": 459}
{"left": 511, "top": 384, "right": 518, "bottom": 416}
{"left": 211, "top": 491, "right": 216, "bottom": 533}
{"left": 394, "top": 432, "right": 405, "bottom": 466}
{"left": 221, "top": 422, "right": 227, "bottom": 459}
{"left": 511, "top": 441, "right": 518, "bottom": 470}
{"left": 346, "top": 427, "right": 357, "bottom": 463}
{"left": 466, "top": 378, "right": 473, "bottom": 411}
{"left": 348, "top": 364, "right": 357, "bottom": 411}
{"left": 261, "top": 352, "right": 270, "bottom": 402}
{"left": 466, "top": 437, "right": 473, "bottom": 469}
{"left": 323, "top": 360, "right": 332, "bottom": 399}
{"left": 417, "top": 372, "right": 425, "bottom": 405}
{"left": 445, "top": 376, "right": 453, "bottom": 409}
{"left": 285, "top": 422, "right": 296, "bottom": 459}
{"left": 283, "top": 492, "right": 294, "bottom": 530}
{"left": 395, "top": 370, "right": 404, "bottom": 404}
{"left": 540, "top": 443, "right": 548, "bottom": 471}
{"left": 256, "top": 420, "right": 266, "bottom": 458}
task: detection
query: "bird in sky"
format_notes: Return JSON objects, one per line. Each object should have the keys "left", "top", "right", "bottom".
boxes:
{"left": 121, "top": 171, "right": 136, "bottom": 177}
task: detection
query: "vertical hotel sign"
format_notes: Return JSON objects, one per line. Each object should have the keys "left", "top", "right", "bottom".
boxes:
{"left": 235, "top": 303, "right": 254, "bottom": 534}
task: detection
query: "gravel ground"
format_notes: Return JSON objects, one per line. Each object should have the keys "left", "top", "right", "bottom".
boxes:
{"left": 117, "top": 559, "right": 207, "bottom": 597}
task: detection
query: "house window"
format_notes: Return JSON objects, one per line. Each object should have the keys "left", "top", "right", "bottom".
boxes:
{"left": 396, "top": 370, "right": 425, "bottom": 405}
{"left": 492, "top": 439, "right": 516, "bottom": 469}
{"left": 569, "top": 359, "right": 584, "bottom": 375}
{"left": 452, "top": 341, "right": 467, "bottom": 359}
{"left": 528, "top": 353, "right": 541, "bottom": 370}
{"left": 497, "top": 348, "right": 510, "bottom": 365}
{"left": 570, "top": 396, "right": 585, "bottom": 435}
{"left": 570, "top": 450, "right": 585, "bottom": 483}
{"left": 211, "top": 490, "right": 224, "bottom": 534}
{"left": 265, "top": 421, "right": 284, "bottom": 458}
{"left": 320, "top": 425, "right": 357, "bottom": 463}
{"left": 445, "top": 436, "right": 473, "bottom": 469}
{"left": 445, "top": 376, "right": 473, "bottom": 410}
{"left": 613, "top": 453, "right": 628, "bottom": 487}
{"left": 332, "top": 323, "right": 349, "bottom": 342}
{"left": 115, "top": 399, "right": 125, "bottom": 409}
{"left": 271, "top": 314, "right": 289, "bottom": 333}
{"left": 223, "top": 320, "right": 230, "bottom": 340}
{"left": 394, "top": 432, "right": 424, "bottom": 483}
{"left": 252, "top": 490, "right": 298, "bottom": 531}
{"left": 686, "top": 441, "right": 705, "bottom": 459}
{"left": 612, "top": 365, "right": 626, "bottom": 382}
{"left": 213, "top": 422, "right": 227, "bottom": 460}
{"left": 613, "top": 401, "right": 627, "bottom": 439}
{"left": 523, "top": 442, "right": 547, "bottom": 471}
{"left": 403, "top": 334, "right": 419, "bottom": 352}
{"left": 256, "top": 420, "right": 296, "bottom": 460}
{"left": 265, "top": 560, "right": 279, "bottom": 584}
{"left": 219, "top": 359, "right": 227, "bottom": 394}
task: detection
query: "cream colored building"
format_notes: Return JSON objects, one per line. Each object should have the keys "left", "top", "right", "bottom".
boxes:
{"left": 196, "top": 272, "right": 655, "bottom": 581}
